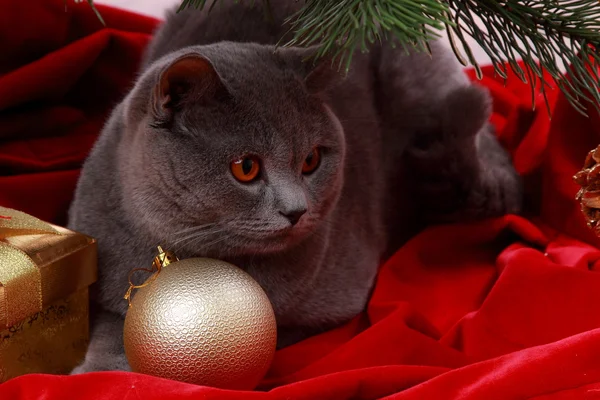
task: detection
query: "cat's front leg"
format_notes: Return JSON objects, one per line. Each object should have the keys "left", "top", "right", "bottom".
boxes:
{"left": 405, "top": 85, "right": 522, "bottom": 222}
{"left": 71, "top": 308, "right": 130, "bottom": 374}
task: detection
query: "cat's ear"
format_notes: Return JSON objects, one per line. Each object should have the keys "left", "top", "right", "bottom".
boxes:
{"left": 152, "top": 54, "right": 228, "bottom": 120}
{"left": 279, "top": 46, "right": 344, "bottom": 94}
{"left": 304, "top": 57, "right": 343, "bottom": 94}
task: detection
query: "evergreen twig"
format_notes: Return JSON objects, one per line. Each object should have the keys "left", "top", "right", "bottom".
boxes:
{"left": 445, "top": 0, "right": 600, "bottom": 115}
{"left": 89, "top": 0, "right": 600, "bottom": 116}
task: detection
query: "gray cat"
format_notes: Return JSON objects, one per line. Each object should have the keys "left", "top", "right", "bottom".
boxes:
{"left": 68, "top": 0, "right": 521, "bottom": 373}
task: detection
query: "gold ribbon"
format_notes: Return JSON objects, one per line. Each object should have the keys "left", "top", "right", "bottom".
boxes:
{"left": 0, "top": 207, "right": 60, "bottom": 328}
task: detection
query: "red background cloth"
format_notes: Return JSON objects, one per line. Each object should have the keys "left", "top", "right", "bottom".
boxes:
{"left": 2, "top": 1, "right": 600, "bottom": 399}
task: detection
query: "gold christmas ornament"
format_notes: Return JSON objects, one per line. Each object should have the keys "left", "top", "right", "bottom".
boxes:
{"left": 123, "top": 247, "right": 277, "bottom": 390}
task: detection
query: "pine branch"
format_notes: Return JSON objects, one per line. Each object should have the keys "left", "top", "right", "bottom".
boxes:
{"left": 86, "top": 0, "right": 600, "bottom": 116}
{"left": 445, "top": 0, "right": 600, "bottom": 115}
{"left": 280, "top": 0, "right": 451, "bottom": 71}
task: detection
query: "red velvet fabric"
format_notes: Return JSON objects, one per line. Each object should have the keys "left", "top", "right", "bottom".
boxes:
{"left": 1, "top": 1, "right": 600, "bottom": 399}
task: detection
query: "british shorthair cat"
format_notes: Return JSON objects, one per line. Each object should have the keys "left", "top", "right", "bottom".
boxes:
{"left": 68, "top": 0, "right": 521, "bottom": 373}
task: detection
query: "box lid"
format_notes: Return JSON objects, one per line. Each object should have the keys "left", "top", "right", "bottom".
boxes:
{"left": 0, "top": 216, "right": 97, "bottom": 329}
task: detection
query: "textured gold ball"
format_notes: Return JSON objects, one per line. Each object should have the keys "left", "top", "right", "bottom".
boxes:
{"left": 123, "top": 258, "right": 277, "bottom": 390}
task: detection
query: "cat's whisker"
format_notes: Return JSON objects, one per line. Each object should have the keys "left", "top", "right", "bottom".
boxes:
{"left": 171, "top": 223, "right": 217, "bottom": 238}
{"left": 183, "top": 225, "right": 229, "bottom": 244}
{"left": 202, "top": 235, "right": 230, "bottom": 250}
{"left": 183, "top": 231, "right": 227, "bottom": 252}
{"left": 170, "top": 227, "right": 226, "bottom": 247}
{"left": 177, "top": 232, "right": 224, "bottom": 248}
{"left": 171, "top": 224, "right": 219, "bottom": 239}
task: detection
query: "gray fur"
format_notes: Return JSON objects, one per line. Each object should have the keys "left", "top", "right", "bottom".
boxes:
{"left": 68, "top": 0, "right": 521, "bottom": 373}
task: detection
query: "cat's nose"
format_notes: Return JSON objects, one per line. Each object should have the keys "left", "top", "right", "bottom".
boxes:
{"left": 280, "top": 209, "right": 306, "bottom": 226}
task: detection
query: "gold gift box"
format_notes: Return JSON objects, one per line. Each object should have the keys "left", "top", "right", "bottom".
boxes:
{"left": 0, "top": 208, "right": 97, "bottom": 382}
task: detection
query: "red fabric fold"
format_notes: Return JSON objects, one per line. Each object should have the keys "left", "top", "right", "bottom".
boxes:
{"left": 1, "top": 1, "right": 600, "bottom": 398}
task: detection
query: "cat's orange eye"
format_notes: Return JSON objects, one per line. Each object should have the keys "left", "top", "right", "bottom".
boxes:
{"left": 231, "top": 156, "right": 261, "bottom": 183}
{"left": 302, "top": 147, "right": 321, "bottom": 175}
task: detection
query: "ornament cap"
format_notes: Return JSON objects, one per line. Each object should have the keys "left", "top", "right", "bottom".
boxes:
{"left": 124, "top": 246, "right": 179, "bottom": 307}
{"left": 153, "top": 246, "right": 179, "bottom": 270}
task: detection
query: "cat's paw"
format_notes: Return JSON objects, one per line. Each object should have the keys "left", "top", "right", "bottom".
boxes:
{"left": 440, "top": 85, "right": 492, "bottom": 144}
{"left": 405, "top": 85, "right": 495, "bottom": 197}
{"left": 70, "top": 362, "right": 94, "bottom": 375}
{"left": 408, "top": 84, "right": 492, "bottom": 155}
{"left": 70, "top": 352, "right": 131, "bottom": 374}
{"left": 470, "top": 168, "right": 523, "bottom": 217}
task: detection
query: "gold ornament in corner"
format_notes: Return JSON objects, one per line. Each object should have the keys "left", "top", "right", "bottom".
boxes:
{"left": 574, "top": 144, "right": 600, "bottom": 234}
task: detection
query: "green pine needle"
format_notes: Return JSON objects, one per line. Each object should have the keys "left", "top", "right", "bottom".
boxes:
{"left": 69, "top": 0, "right": 105, "bottom": 25}
{"left": 83, "top": 0, "right": 600, "bottom": 116}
